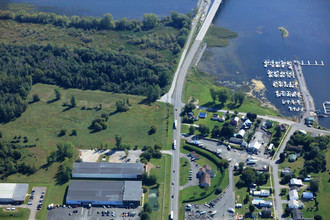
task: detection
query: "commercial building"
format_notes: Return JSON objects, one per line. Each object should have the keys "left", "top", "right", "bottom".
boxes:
{"left": 72, "top": 162, "right": 143, "bottom": 179}
{"left": 66, "top": 180, "right": 142, "bottom": 207}
{"left": 247, "top": 141, "right": 261, "bottom": 153}
{"left": 0, "top": 183, "right": 28, "bottom": 204}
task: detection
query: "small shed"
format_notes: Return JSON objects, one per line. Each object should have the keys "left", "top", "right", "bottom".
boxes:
{"left": 199, "top": 112, "right": 207, "bottom": 119}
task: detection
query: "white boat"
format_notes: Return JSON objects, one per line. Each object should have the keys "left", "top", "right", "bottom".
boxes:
{"left": 282, "top": 99, "right": 286, "bottom": 104}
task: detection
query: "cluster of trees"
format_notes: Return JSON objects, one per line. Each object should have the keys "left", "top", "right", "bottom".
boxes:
{"left": 140, "top": 145, "right": 162, "bottom": 163}
{"left": 0, "top": 139, "right": 37, "bottom": 178}
{"left": 286, "top": 132, "right": 329, "bottom": 173}
{"left": 237, "top": 167, "right": 270, "bottom": 187}
{"left": 270, "top": 125, "right": 284, "bottom": 147}
{"left": 211, "top": 122, "right": 235, "bottom": 139}
{"left": 0, "top": 10, "right": 193, "bottom": 31}
{"left": 89, "top": 113, "right": 109, "bottom": 132}
{"left": 0, "top": 43, "right": 172, "bottom": 122}
{"left": 115, "top": 99, "right": 130, "bottom": 112}
{"left": 210, "top": 88, "right": 245, "bottom": 105}
{"left": 142, "top": 172, "right": 157, "bottom": 186}
{"left": 140, "top": 202, "right": 153, "bottom": 220}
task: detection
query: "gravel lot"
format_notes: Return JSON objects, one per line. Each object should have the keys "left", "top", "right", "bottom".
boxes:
{"left": 79, "top": 149, "right": 141, "bottom": 163}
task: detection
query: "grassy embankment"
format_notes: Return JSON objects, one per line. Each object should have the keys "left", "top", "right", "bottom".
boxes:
{"left": 183, "top": 69, "right": 282, "bottom": 117}
{"left": 178, "top": 141, "right": 229, "bottom": 219}
{"left": 0, "top": 83, "right": 173, "bottom": 220}
{"left": 204, "top": 26, "right": 238, "bottom": 47}
{"left": 0, "top": 208, "right": 30, "bottom": 220}
{"left": 180, "top": 157, "right": 190, "bottom": 186}
{"left": 148, "top": 155, "right": 172, "bottom": 220}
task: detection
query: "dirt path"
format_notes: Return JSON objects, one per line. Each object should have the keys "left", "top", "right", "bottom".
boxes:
{"left": 146, "top": 163, "right": 156, "bottom": 175}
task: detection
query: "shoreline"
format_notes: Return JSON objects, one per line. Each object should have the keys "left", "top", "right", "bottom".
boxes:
{"left": 279, "top": 27, "right": 289, "bottom": 38}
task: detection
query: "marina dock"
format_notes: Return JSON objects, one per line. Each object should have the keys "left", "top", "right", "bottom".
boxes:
{"left": 323, "top": 101, "right": 330, "bottom": 115}
{"left": 300, "top": 60, "right": 324, "bottom": 66}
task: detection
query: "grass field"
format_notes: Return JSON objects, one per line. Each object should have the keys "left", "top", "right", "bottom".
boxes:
{"left": 183, "top": 69, "right": 282, "bottom": 117}
{"left": 180, "top": 157, "right": 190, "bottom": 186}
{"left": 0, "top": 208, "right": 30, "bottom": 220}
{"left": 149, "top": 155, "right": 172, "bottom": 220}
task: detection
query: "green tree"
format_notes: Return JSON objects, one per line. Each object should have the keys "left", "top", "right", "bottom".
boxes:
{"left": 125, "top": 148, "right": 129, "bottom": 158}
{"left": 115, "top": 100, "right": 129, "bottom": 112}
{"left": 140, "top": 212, "right": 150, "bottom": 220}
{"left": 142, "top": 13, "right": 158, "bottom": 30}
{"left": 210, "top": 88, "right": 217, "bottom": 103}
{"left": 310, "top": 180, "right": 319, "bottom": 192}
{"left": 249, "top": 204, "right": 255, "bottom": 213}
{"left": 198, "top": 124, "right": 209, "bottom": 136}
{"left": 217, "top": 87, "right": 230, "bottom": 104}
{"left": 149, "top": 125, "right": 157, "bottom": 135}
{"left": 220, "top": 123, "right": 235, "bottom": 137}
{"left": 238, "top": 162, "right": 244, "bottom": 174}
{"left": 184, "top": 102, "right": 196, "bottom": 113}
{"left": 143, "top": 203, "right": 152, "bottom": 213}
{"left": 33, "top": 94, "right": 40, "bottom": 102}
{"left": 241, "top": 167, "right": 257, "bottom": 186}
{"left": 54, "top": 88, "right": 61, "bottom": 100}
{"left": 115, "top": 135, "right": 122, "bottom": 149}
{"left": 234, "top": 92, "right": 245, "bottom": 105}
{"left": 71, "top": 95, "right": 76, "bottom": 107}
{"left": 56, "top": 142, "right": 74, "bottom": 161}
{"left": 58, "top": 158, "right": 73, "bottom": 183}
{"left": 71, "top": 129, "right": 77, "bottom": 136}
{"left": 146, "top": 85, "right": 161, "bottom": 102}
{"left": 100, "top": 13, "right": 115, "bottom": 29}
{"left": 189, "top": 126, "right": 195, "bottom": 134}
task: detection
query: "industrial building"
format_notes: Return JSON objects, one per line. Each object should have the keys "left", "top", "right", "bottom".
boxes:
{"left": 66, "top": 180, "right": 142, "bottom": 207}
{"left": 72, "top": 162, "right": 143, "bottom": 179}
{"left": 0, "top": 183, "right": 28, "bottom": 204}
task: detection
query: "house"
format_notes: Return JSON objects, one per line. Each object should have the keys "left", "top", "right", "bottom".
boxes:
{"left": 261, "top": 207, "right": 272, "bottom": 218}
{"left": 218, "top": 115, "right": 225, "bottom": 122}
{"left": 236, "top": 129, "right": 246, "bottom": 139}
{"left": 289, "top": 154, "right": 297, "bottom": 162}
{"left": 229, "top": 137, "right": 243, "bottom": 145}
{"left": 302, "top": 192, "right": 313, "bottom": 200}
{"left": 241, "top": 141, "right": 248, "bottom": 148}
{"left": 251, "top": 199, "right": 272, "bottom": 208}
{"left": 199, "top": 112, "right": 207, "bottom": 119}
{"left": 247, "top": 141, "right": 261, "bottom": 153}
{"left": 197, "top": 164, "right": 215, "bottom": 178}
{"left": 211, "top": 114, "right": 219, "bottom": 121}
{"left": 230, "top": 117, "right": 240, "bottom": 126}
{"left": 289, "top": 189, "right": 299, "bottom": 200}
{"left": 288, "top": 200, "right": 304, "bottom": 209}
{"left": 305, "top": 117, "right": 314, "bottom": 126}
{"left": 243, "top": 119, "right": 252, "bottom": 127}
{"left": 200, "top": 173, "right": 210, "bottom": 187}
{"left": 188, "top": 151, "right": 200, "bottom": 160}
{"left": 253, "top": 190, "right": 270, "bottom": 197}
{"left": 290, "top": 178, "right": 303, "bottom": 187}
{"left": 188, "top": 112, "right": 194, "bottom": 118}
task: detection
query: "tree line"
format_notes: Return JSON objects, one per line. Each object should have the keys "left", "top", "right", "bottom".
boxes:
{"left": 0, "top": 43, "right": 172, "bottom": 122}
{"left": 0, "top": 10, "right": 193, "bottom": 31}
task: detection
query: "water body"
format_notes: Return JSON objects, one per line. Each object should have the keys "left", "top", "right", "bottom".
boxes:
{"left": 0, "top": 0, "right": 197, "bottom": 19}
{"left": 199, "top": 0, "right": 330, "bottom": 128}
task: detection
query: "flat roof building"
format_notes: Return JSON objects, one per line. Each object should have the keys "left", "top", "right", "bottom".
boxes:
{"left": 72, "top": 162, "right": 143, "bottom": 179}
{"left": 66, "top": 180, "right": 142, "bottom": 207}
{"left": 0, "top": 183, "right": 28, "bottom": 204}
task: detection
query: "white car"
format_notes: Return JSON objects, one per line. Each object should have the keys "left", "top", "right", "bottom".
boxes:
{"left": 227, "top": 208, "right": 235, "bottom": 213}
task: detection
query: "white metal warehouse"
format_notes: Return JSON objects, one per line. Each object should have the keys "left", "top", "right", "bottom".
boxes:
{"left": 72, "top": 162, "right": 143, "bottom": 179}
{"left": 0, "top": 183, "right": 28, "bottom": 204}
{"left": 66, "top": 180, "right": 142, "bottom": 207}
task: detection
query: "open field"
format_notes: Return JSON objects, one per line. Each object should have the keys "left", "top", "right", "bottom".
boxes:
{"left": 1, "top": 83, "right": 172, "bottom": 152}
{"left": 183, "top": 69, "right": 282, "bottom": 116}
{"left": 0, "top": 208, "right": 30, "bottom": 220}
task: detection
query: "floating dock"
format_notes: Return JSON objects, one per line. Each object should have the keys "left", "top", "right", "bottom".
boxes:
{"left": 323, "top": 101, "right": 330, "bottom": 115}
{"left": 300, "top": 60, "right": 324, "bottom": 66}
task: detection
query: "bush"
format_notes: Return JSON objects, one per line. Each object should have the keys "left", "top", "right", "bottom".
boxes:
{"left": 58, "top": 129, "right": 67, "bottom": 137}
{"left": 33, "top": 94, "right": 40, "bottom": 102}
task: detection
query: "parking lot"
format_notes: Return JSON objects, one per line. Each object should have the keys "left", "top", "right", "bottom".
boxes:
{"left": 27, "top": 187, "right": 47, "bottom": 220}
{"left": 47, "top": 206, "right": 141, "bottom": 220}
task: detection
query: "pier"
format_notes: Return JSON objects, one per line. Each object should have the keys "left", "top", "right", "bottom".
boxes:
{"left": 300, "top": 60, "right": 324, "bottom": 66}
{"left": 293, "top": 60, "right": 317, "bottom": 122}
{"left": 323, "top": 101, "right": 330, "bottom": 115}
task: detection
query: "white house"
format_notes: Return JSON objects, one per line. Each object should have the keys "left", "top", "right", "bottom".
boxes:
{"left": 289, "top": 189, "right": 299, "bottom": 200}
{"left": 290, "top": 178, "right": 303, "bottom": 187}
{"left": 236, "top": 129, "right": 246, "bottom": 138}
{"left": 288, "top": 199, "right": 304, "bottom": 209}
{"left": 247, "top": 141, "right": 261, "bottom": 152}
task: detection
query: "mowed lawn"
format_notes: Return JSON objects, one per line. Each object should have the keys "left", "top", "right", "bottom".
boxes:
{"left": 0, "top": 208, "right": 30, "bottom": 220}
{"left": 1, "top": 83, "right": 172, "bottom": 154}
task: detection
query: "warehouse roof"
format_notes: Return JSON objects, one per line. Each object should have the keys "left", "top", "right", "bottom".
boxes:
{"left": 123, "top": 181, "right": 142, "bottom": 201}
{"left": 0, "top": 183, "right": 28, "bottom": 201}
{"left": 66, "top": 180, "right": 142, "bottom": 203}
{"left": 73, "top": 162, "right": 143, "bottom": 176}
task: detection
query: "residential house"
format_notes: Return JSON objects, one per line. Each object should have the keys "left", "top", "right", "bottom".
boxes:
{"left": 241, "top": 141, "right": 248, "bottom": 148}
{"left": 265, "top": 120, "right": 273, "bottom": 128}
{"left": 218, "top": 115, "right": 225, "bottom": 122}
{"left": 281, "top": 170, "right": 293, "bottom": 177}
{"left": 253, "top": 190, "right": 270, "bottom": 197}
{"left": 289, "top": 189, "right": 299, "bottom": 200}
{"left": 230, "top": 116, "right": 240, "bottom": 126}
{"left": 200, "top": 173, "right": 210, "bottom": 187}
{"left": 290, "top": 178, "right": 303, "bottom": 187}
{"left": 302, "top": 192, "right": 313, "bottom": 200}
{"left": 289, "top": 154, "right": 297, "bottom": 162}
{"left": 197, "top": 164, "right": 215, "bottom": 178}
{"left": 211, "top": 114, "right": 219, "bottom": 121}
{"left": 236, "top": 129, "right": 246, "bottom": 139}
{"left": 288, "top": 200, "right": 304, "bottom": 209}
